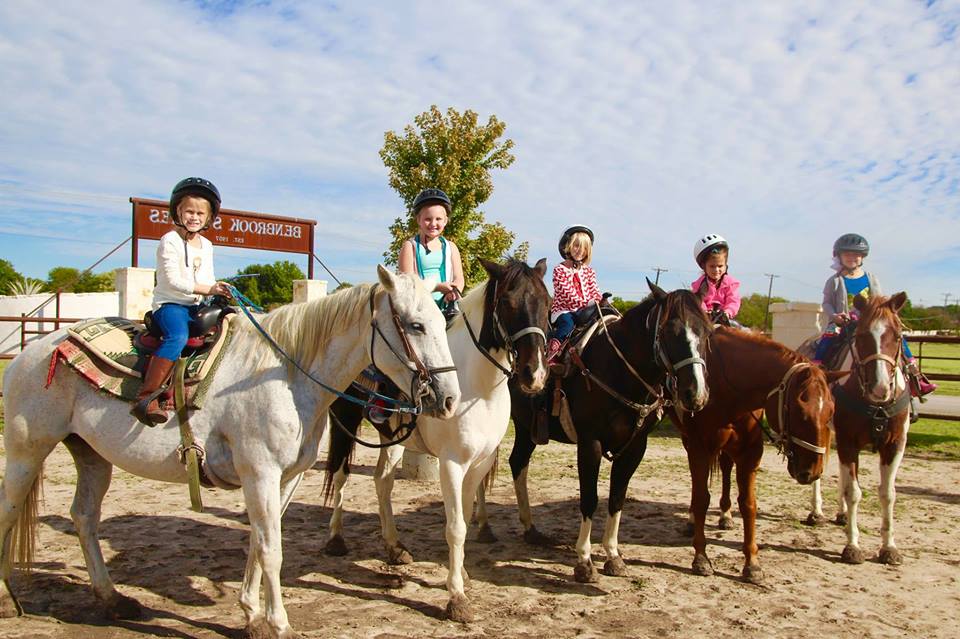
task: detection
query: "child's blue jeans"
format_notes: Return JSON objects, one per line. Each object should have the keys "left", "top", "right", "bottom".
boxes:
{"left": 552, "top": 312, "right": 576, "bottom": 341}
{"left": 152, "top": 303, "right": 201, "bottom": 361}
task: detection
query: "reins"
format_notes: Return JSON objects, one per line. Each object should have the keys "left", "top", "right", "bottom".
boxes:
{"left": 228, "top": 283, "right": 451, "bottom": 416}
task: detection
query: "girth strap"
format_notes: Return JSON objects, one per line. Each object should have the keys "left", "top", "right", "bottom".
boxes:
{"left": 832, "top": 383, "right": 911, "bottom": 451}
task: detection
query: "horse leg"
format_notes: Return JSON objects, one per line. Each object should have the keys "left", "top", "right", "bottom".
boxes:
{"left": 717, "top": 451, "right": 735, "bottom": 530}
{"left": 439, "top": 459, "right": 473, "bottom": 623}
{"left": 805, "top": 478, "right": 827, "bottom": 526}
{"left": 374, "top": 444, "right": 411, "bottom": 565}
{"left": 735, "top": 446, "right": 763, "bottom": 584}
{"left": 838, "top": 458, "right": 865, "bottom": 564}
{"left": 323, "top": 461, "right": 350, "bottom": 557}
{"left": 60, "top": 436, "right": 143, "bottom": 619}
{"left": 687, "top": 446, "right": 713, "bottom": 577}
{"left": 509, "top": 416, "right": 554, "bottom": 545}
{"left": 602, "top": 434, "right": 649, "bottom": 577}
{"left": 878, "top": 437, "right": 907, "bottom": 565}
{"left": 0, "top": 449, "right": 57, "bottom": 618}
{"left": 472, "top": 481, "right": 496, "bottom": 543}
{"left": 238, "top": 469, "right": 299, "bottom": 639}
{"left": 573, "top": 440, "right": 602, "bottom": 583}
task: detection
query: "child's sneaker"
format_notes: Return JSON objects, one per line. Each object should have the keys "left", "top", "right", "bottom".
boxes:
{"left": 546, "top": 338, "right": 563, "bottom": 364}
{"left": 366, "top": 399, "right": 390, "bottom": 425}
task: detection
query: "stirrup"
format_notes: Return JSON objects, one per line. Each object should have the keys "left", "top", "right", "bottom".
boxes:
{"left": 131, "top": 389, "right": 168, "bottom": 427}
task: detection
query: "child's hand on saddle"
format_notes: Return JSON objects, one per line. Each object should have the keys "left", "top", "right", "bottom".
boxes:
{"left": 832, "top": 312, "right": 852, "bottom": 326}
{"left": 209, "top": 282, "right": 232, "bottom": 297}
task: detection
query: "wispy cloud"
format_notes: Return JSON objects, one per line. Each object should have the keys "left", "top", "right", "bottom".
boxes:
{"left": 1, "top": 0, "right": 958, "bottom": 303}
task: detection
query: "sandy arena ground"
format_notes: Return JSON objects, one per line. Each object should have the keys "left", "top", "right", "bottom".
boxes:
{"left": 1, "top": 428, "right": 959, "bottom": 638}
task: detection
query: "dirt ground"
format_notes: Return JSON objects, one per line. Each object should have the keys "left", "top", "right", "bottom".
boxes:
{"left": 1, "top": 429, "right": 959, "bottom": 639}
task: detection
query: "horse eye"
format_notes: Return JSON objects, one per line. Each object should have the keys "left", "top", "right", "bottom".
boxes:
{"left": 409, "top": 322, "right": 425, "bottom": 333}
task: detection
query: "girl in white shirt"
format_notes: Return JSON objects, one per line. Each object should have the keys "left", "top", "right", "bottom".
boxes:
{"left": 132, "top": 177, "right": 230, "bottom": 426}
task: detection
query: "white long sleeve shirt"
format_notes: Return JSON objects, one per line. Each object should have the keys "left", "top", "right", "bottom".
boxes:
{"left": 152, "top": 230, "right": 216, "bottom": 310}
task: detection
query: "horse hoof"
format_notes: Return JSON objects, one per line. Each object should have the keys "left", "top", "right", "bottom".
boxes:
{"left": 523, "top": 525, "right": 559, "bottom": 547}
{"left": 804, "top": 512, "right": 826, "bottom": 526}
{"left": 101, "top": 593, "right": 144, "bottom": 620}
{"left": 574, "top": 560, "right": 599, "bottom": 583}
{"left": 445, "top": 594, "right": 474, "bottom": 623}
{"left": 241, "top": 616, "right": 303, "bottom": 639}
{"left": 324, "top": 534, "right": 349, "bottom": 556}
{"left": 476, "top": 524, "right": 497, "bottom": 544}
{"left": 879, "top": 547, "right": 903, "bottom": 566}
{"left": 718, "top": 514, "right": 735, "bottom": 530}
{"left": 691, "top": 553, "right": 713, "bottom": 576}
{"left": 834, "top": 513, "right": 848, "bottom": 526}
{"left": 683, "top": 522, "right": 695, "bottom": 537}
{"left": 0, "top": 594, "right": 21, "bottom": 618}
{"left": 602, "top": 556, "right": 628, "bottom": 577}
{"left": 742, "top": 564, "right": 764, "bottom": 585}
{"left": 386, "top": 544, "right": 413, "bottom": 565}
{"left": 841, "top": 545, "right": 865, "bottom": 564}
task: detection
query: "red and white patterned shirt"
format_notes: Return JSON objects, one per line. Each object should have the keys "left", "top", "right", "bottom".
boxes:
{"left": 551, "top": 263, "right": 602, "bottom": 322}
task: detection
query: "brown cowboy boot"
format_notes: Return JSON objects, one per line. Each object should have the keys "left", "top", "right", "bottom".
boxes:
{"left": 131, "top": 356, "right": 176, "bottom": 426}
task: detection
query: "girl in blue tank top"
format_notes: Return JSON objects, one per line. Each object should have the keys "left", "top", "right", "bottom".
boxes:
{"left": 398, "top": 188, "right": 464, "bottom": 315}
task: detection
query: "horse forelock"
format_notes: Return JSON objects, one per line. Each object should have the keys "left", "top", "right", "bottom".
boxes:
{"left": 243, "top": 283, "right": 375, "bottom": 372}
{"left": 856, "top": 295, "right": 903, "bottom": 338}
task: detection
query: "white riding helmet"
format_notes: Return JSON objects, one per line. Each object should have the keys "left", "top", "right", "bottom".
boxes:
{"left": 693, "top": 234, "right": 728, "bottom": 268}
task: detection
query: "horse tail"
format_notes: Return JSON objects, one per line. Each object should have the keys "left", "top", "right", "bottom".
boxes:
{"left": 707, "top": 452, "right": 720, "bottom": 486}
{"left": 483, "top": 446, "right": 499, "bottom": 493}
{"left": 322, "top": 405, "right": 357, "bottom": 506}
{"left": 9, "top": 466, "right": 44, "bottom": 574}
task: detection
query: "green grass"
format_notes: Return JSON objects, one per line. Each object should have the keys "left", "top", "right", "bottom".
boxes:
{"left": 907, "top": 339, "right": 960, "bottom": 397}
{"left": 907, "top": 417, "right": 960, "bottom": 459}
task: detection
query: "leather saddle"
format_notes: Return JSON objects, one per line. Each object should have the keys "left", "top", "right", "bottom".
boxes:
{"left": 135, "top": 295, "right": 236, "bottom": 359}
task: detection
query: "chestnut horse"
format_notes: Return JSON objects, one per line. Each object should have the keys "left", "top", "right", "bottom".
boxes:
{"left": 806, "top": 293, "right": 912, "bottom": 565}
{"left": 672, "top": 327, "right": 835, "bottom": 584}
{"left": 485, "top": 282, "right": 712, "bottom": 583}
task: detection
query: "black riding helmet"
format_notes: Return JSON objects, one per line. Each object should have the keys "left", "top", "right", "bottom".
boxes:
{"left": 558, "top": 225, "right": 594, "bottom": 259}
{"left": 169, "top": 177, "right": 221, "bottom": 230}
{"left": 833, "top": 233, "right": 869, "bottom": 257}
{"left": 412, "top": 188, "right": 452, "bottom": 215}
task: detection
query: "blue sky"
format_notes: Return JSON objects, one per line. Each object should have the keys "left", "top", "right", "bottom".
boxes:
{"left": 1, "top": 0, "right": 958, "bottom": 305}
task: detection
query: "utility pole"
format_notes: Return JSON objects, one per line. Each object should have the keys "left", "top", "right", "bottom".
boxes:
{"left": 942, "top": 293, "right": 951, "bottom": 308}
{"left": 763, "top": 273, "right": 780, "bottom": 335}
{"left": 652, "top": 267, "right": 668, "bottom": 286}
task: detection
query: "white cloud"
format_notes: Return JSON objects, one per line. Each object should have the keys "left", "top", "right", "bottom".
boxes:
{"left": 0, "top": 0, "right": 958, "bottom": 303}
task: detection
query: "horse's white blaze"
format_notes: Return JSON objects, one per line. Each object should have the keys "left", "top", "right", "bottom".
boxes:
{"left": 530, "top": 346, "right": 548, "bottom": 391}
{"left": 685, "top": 327, "right": 708, "bottom": 404}
{"left": 576, "top": 517, "right": 593, "bottom": 564}
{"left": 602, "top": 511, "right": 622, "bottom": 559}
{"left": 868, "top": 318, "right": 892, "bottom": 401}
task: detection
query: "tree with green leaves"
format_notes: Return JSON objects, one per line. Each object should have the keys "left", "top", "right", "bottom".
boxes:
{"left": 45, "top": 267, "right": 115, "bottom": 293}
{"left": 231, "top": 260, "right": 305, "bottom": 309}
{"left": 0, "top": 259, "right": 22, "bottom": 295}
{"left": 381, "top": 105, "right": 526, "bottom": 288}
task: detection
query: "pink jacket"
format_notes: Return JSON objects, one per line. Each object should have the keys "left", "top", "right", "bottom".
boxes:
{"left": 692, "top": 273, "right": 741, "bottom": 317}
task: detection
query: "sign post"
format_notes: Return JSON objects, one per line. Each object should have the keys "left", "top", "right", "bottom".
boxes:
{"left": 131, "top": 198, "right": 318, "bottom": 278}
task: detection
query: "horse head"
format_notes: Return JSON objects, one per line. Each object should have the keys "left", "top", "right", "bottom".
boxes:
{"left": 852, "top": 292, "right": 907, "bottom": 404}
{"left": 647, "top": 278, "right": 712, "bottom": 413}
{"left": 478, "top": 257, "right": 550, "bottom": 394}
{"left": 767, "top": 363, "right": 834, "bottom": 484}
{"left": 372, "top": 266, "right": 460, "bottom": 418}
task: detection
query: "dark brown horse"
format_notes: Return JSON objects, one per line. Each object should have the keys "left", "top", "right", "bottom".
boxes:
{"left": 482, "top": 281, "right": 713, "bottom": 583}
{"left": 673, "top": 327, "right": 836, "bottom": 584}
{"left": 805, "top": 293, "right": 912, "bottom": 565}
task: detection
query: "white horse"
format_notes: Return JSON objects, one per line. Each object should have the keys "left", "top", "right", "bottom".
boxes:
{"left": 0, "top": 267, "right": 459, "bottom": 639}
{"left": 324, "top": 258, "right": 550, "bottom": 622}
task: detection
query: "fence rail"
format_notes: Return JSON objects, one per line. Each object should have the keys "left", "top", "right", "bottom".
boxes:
{"left": 0, "top": 314, "right": 84, "bottom": 361}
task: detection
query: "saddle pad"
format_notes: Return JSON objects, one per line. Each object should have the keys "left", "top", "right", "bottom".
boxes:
{"left": 50, "top": 315, "right": 235, "bottom": 407}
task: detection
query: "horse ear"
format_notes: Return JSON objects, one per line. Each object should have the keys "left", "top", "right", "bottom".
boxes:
{"left": 377, "top": 264, "right": 397, "bottom": 293}
{"left": 647, "top": 277, "right": 667, "bottom": 301}
{"left": 480, "top": 258, "right": 504, "bottom": 280}
{"left": 695, "top": 277, "right": 710, "bottom": 301}
{"left": 889, "top": 291, "right": 908, "bottom": 313}
{"left": 852, "top": 294, "right": 868, "bottom": 313}
{"left": 534, "top": 258, "right": 547, "bottom": 279}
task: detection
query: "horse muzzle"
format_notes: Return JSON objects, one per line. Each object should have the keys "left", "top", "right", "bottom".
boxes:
{"left": 419, "top": 371, "right": 460, "bottom": 419}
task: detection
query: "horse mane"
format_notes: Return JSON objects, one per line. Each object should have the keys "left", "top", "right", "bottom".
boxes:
{"left": 240, "top": 283, "right": 375, "bottom": 372}
{"left": 856, "top": 295, "right": 903, "bottom": 333}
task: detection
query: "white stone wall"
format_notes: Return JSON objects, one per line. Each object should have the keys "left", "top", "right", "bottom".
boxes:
{"left": 0, "top": 291, "right": 120, "bottom": 357}
{"left": 769, "top": 301, "right": 823, "bottom": 350}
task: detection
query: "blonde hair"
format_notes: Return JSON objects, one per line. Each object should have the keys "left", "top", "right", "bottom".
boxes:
{"left": 566, "top": 232, "right": 593, "bottom": 265}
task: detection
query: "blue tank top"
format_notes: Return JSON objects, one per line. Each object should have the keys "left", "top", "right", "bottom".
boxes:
{"left": 414, "top": 236, "right": 447, "bottom": 303}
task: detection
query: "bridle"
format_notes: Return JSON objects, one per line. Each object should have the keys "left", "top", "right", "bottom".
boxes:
{"left": 460, "top": 281, "right": 546, "bottom": 378}
{"left": 368, "top": 287, "right": 458, "bottom": 409}
{"left": 850, "top": 322, "right": 903, "bottom": 402}
{"left": 648, "top": 305, "right": 708, "bottom": 411}
{"left": 763, "top": 362, "right": 827, "bottom": 457}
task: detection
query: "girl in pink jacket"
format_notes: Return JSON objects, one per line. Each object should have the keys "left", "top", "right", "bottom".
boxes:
{"left": 691, "top": 234, "right": 741, "bottom": 325}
